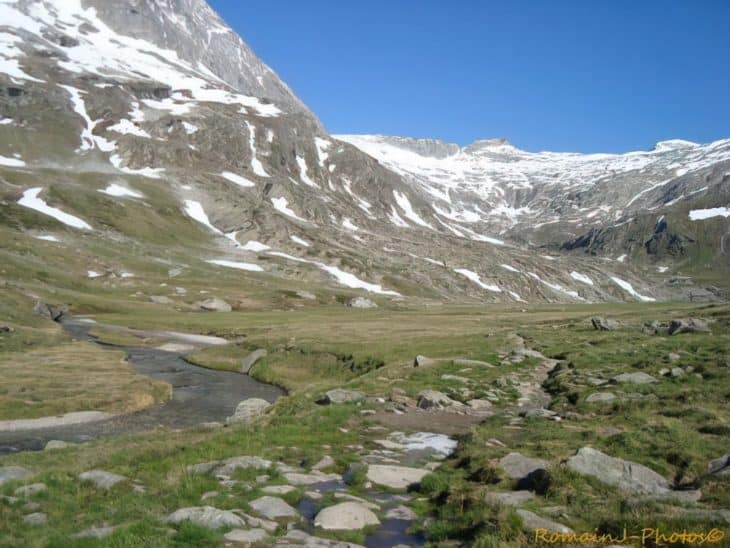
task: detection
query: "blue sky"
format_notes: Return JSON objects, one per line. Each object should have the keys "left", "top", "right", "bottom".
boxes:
{"left": 208, "top": 1, "right": 730, "bottom": 153}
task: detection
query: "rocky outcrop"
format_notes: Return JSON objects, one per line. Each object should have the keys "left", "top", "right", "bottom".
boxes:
{"left": 668, "top": 318, "right": 710, "bottom": 335}
{"left": 314, "top": 502, "right": 380, "bottom": 530}
{"left": 196, "top": 297, "right": 232, "bottom": 312}
{"left": 32, "top": 302, "right": 66, "bottom": 321}
{"left": 591, "top": 317, "right": 620, "bottom": 331}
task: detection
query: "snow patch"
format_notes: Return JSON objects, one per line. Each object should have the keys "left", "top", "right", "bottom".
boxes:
{"left": 570, "top": 271, "right": 594, "bottom": 286}
{"left": 689, "top": 207, "right": 730, "bottom": 220}
{"left": 272, "top": 197, "right": 308, "bottom": 223}
{"left": 18, "top": 187, "right": 92, "bottom": 230}
{"left": 290, "top": 235, "right": 310, "bottom": 247}
{"left": 0, "top": 155, "right": 25, "bottom": 167}
{"left": 610, "top": 276, "right": 656, "bottom": 302}
{"left": 245, "top": 121, "right": 269, "bottom": 177}
{"left": 393, "top": 190, "right": 432, "bottom": 229}
{"left": 296, "top": 156, "right": 318, "bottom": 188}
{"left": 206, "top": 259, "right": 264, "bottom": 272}
{"left": 183, "top": 200, "right": 222, "bottom": 234}
{"left": 99, "top": 183, "right": 143, "bottom": 198}
{"left": 221, "top": 171, "right": 255, "bottom": 188}
{"left": 454, "top": 269, "right": 501, "bottom": 293}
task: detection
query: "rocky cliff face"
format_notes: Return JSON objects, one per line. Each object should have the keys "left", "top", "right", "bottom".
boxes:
{"left": 0, "top": 0, "right": 727, "bottom": 304}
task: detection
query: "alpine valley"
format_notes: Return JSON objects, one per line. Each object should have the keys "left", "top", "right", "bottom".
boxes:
{"left": 0, "top": 1, "right": 728, "bottom": 547}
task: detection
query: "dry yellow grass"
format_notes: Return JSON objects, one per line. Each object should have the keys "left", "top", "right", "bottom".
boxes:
{"left": 0, "top": 341, "right": 170, "bottom": 420}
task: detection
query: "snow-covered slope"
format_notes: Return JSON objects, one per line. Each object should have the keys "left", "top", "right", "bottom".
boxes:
{"left": 0, "top": 0, "right": 727, "bottom": 304}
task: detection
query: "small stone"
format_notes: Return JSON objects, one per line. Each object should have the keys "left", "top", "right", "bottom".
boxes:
{"left": 166, "top": 506, "right": 246, "bottom": 529}
{"left": 516, "top": 509, "right": 572, "bottom": 534}
{"left": 671, "top": 367, "right": 685, "bottom": 378}
{"left": 14, "top": 483, "right": 46, "bottom": 497}
{"left": 79, "top": 470, "right": 127, "bottom": 489}
{"left": 224, "top": 528, "right": 269, "bottom": 544}
{"left": 413, "top": 355, "right": 434, "bottom": 367}
{"left": 385, "top": 505, "right": 417, "bottom": 520}
{"left": 668, "top": 352, "right": 681, "bottom": 362}
{"left": 314, "top": 502, "right": 380, "bottom": 530}
{"left": 200, "top": 491, "right": 219, "bottom": 501}
{"left": 320, "top": 389, "right": 365, "bottom": 405}
{"left": 312, "top": 456, "right": 335, "bottom": 470}
{"left": 226, "top": 398, "right": 271, "bottom": 425}
{"left": 248, "top": 496, "right": 299, "bottom": 521}
{"left": 23, "top": 512, "right": 47, "bottom": 526}
{"left": 0, "top": 466, "right": 32, "bottom": 486}
{"left": 586, "top": 392, "right": 616, "bottom": 403}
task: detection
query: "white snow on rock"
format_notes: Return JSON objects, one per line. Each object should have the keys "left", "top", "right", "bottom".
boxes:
{"left": 0, "top": 155, "right": 25, "bottom": 167}
{"left": 182, "top": 122, "right": 198, "bottom": 135}
{"left": 314, "top": 137, "right": 331, "bottom": 167}
{"left": 18, "top": 188, "right": 92, "bottom": 230}
{"left": 245, "top": 121, "right": 269, "bottom": 177}
{"left": 98, "top": 183, "right": 143, "bottom": 198}
{"left": 110, "top": 154, "right": 164, "bottom": 179}
{"left": 272, "top": 197, "right": 308, "bottom": 223}
{"left": 657, "top": 266, "right": 669, "bottom": 273}
{"left": 58, "top": 84, "right": 115, "bottom": 152}
{"left": 393, "top": 191, "right": 432, "bottom": 229}
{"left": 610, "top": 276, "right": 656, "bottom": 302}
{"left": 240, "top": 241, "right": 270, "bottom": 252}
{"left": 87, "top": 271, "right": 102, "bottom": 278}
{"left": 689, "top": 206, "right": 730, "bottom": 220}
{"left": 107, "top": 119, "right": 150, "bottom": 139}
{"left": 0, "top": 117, "right": 14, "bottom": 125}
{"left": 616, "top": 254, "right": 627, "bottom": 263}
{"left": 0, "top": 30, "right": 45, "bottom": 83}
{"left": 391, "top": 432, "right": 458, "bottom": 456}
{"left": 454, "top": 268, "right": 501, "bottom": 293}
{"left": 34, "top": 234, "right": 59, "bottom": 242}
{"left": 267, "top": 252, "right": 400, "bottom": 296}
{"left": 341, "top": 177, "right": 375, "bottom": 218}
{"left": 183, "top": 200, "right": 222, "bottom": 234}
{"left": 388, "top": 206, "right": 410, "bottom": 228}
{"left": 570, "top": 271, "right": 594, "bottom": 286}
{"left": 206, "top": 259, "right": 263, "bottom": 272}
{"left": 500, "top": 264, "right": 520, "bottom": 273}
{"left": 296, "top": 156, "right": 318, "bottom": 188}
{"left": 527, "top": 272, "right": 581, "bottom": 299}
{"left": 290, "top": 235, "right": 310, "bottom": 247}
{"left": 342, "top": 217, "right": 359, "bottom": 231}
{"left": 221, "top": 171, "right": 255, "bottom": 188}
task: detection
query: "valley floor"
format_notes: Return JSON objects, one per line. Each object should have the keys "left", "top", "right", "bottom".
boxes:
{"left": 0, "top": 301, "right": 728, "bottom": 546}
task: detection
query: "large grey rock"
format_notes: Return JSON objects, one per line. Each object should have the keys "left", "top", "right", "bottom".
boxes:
{"left": 0, "top": 466, "right": 32, "bottom": 486}
{"left": 591, "top": 317, "right": 620, "bottom": 331}
{"left": 413, "top": 355, "right": 434, "bottom": 367}
{"left": 516, "top": 509, "right": 573, "bottom": 534}
{"left": 707, "top": 453, "right": 730, "bottom": 476}
{"left": 612, "top": 372, "right": 658, "bottom": 384}
{"left": 283, "top": 471, "right": 341, "bottom": 486}
{"left": 79, "top": 470, "right": 127, "bottom": 489}
{"left": 224, "top": 528, "right": 270, "bottom": 544}
{"left": 320, "top": 389, "right": 365, "bottom": 405}
{"left": 241, "top": 349, "right": 268, "bottom": 374}
{"left": 44, "top": 440, "right": 69, "bottom": 451}
{"left": 668, "top": 318, "right": 710, "bottom": 335}
{"left": 314, "top": 502, "right": 380, "bottom": 530}
{"left": 566, "top": 447, "right": 673, "bottom": 496}
{"left": 166, "top": 506, "right": 246, "bottom": 529}
{"left": 226, "top": 398, "right": 271, "bottom": 425}
{"left": 196, "top": 297, "right": 232, "bottom": 312}
{"left": 417, "top": 390, "right": 454, "bottom": 409}
{"left": 249, "top": 496, "right": 299, "bottom": 521}
{"left": 366, "top": 464, "right": 428, "bottom": 489}
{"left": 498, "top": 453, "right": 549, "bottom": 487}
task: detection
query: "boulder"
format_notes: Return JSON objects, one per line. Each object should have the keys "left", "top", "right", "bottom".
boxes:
{"left": 516, "top": 509, "right": 573, "bottom": 534}
{"left": 241, "top": 349, "right": 268, "bottom": 374}
{"left": 0, "top": 466, "right": 32, "bottom": 486}
{"left": 348, "top": 297, "right": 377, "bottom": 309}
{"left": 249, "top": 496, "right": 299, "bottom": 521}
{"left": 707, "top": 454, "right": 729, "bottom": 476}
{"left": 0, "top": 324, "right": 13, "bottom": 333}
{"left": 320, "top": 389, "right": 365, "bottom": 405}
{"left": 566, "top": 447, "right": 671, "bottom": 495}
{"left": 224, "top": 528, "right": 269, "bottom": 544}
{"left": 32, "top": 301, "right": 65, "bottom": 321}
{"left": 366, "top": 464, "right": 428, "bottom": 489}
{"left": 283, "top": 471, "right": 341, "bottom": 486}
{"left": 668, "top": 318, "right": 710, "bottom": 335}
{"left": 485, "top": 490, "right": 535, "bottom": 506}
{"left": 262, "top": 485, "right": 296, "bottom": 495}
{"left": 668, "top": 352, "right": 681, "bottom": 362}
{"left": 312, "top": 455, "right": 335, "bottom": 470}
{"left": 416, "top": 390, "right": 454, "bottom": 409}
{"left": 196, "top": 297, "right": 232, "bottom": 312}
{"left": 149, "top": 295, "right": 173, "bottom": 304}
{"left": 79, "top": 470, "right": 127, "bottom": 489}
{"left": 278, "top": 529, "right": 365, "bottom": 547}
{"left": 213, "top": 456, "right": 273, "bottom": 477}
{"left": 612, "top": 372, "right": 658, "bottom": 384}
{"left": 591, "top": 317, "right": 620, "bottom": 331}
{"left": 413, "top": 355, "right": 434, "bottom": 367}
{"left": 466, "top": 399, "right": 493, "bottom": 410}
{"left": 498, "top": 453, "right": 549, "bottom": 489}
{"left": 226, "top": 398, "right": 271, "bottom": 425}
{"left": 166, "top": 506, "right": 246, "bottom": 529}
{"left": 586, "top": 392, "right": 616, "bottom": 403}
{"left": 314, "top": 502, "right": 380, "bottom": 530}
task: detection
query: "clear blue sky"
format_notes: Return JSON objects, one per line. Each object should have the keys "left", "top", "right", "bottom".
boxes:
{"left": 208, "top": 1, "right": 729, "bottom": 153}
